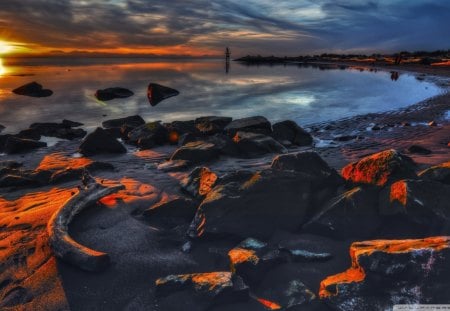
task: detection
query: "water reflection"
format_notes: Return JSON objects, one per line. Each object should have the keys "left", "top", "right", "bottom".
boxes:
{"left": 0, "top": 58, "right": 6, "bottom": 76}
{"left": 0, "top": 59, "right": 442, "bottom": 133}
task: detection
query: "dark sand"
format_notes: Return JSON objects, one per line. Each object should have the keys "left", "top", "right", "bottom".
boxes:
{"left": 0, "top": 64, "right": 449, "bottom": 310}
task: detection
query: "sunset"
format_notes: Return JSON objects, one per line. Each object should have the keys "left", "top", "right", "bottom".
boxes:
{"left": 0, "top": 1, "right": 450, "bottom": 311}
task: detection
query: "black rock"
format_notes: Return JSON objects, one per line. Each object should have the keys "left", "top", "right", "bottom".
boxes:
{"left": 95, "top": 87, "right": 134, "bottom": 101}
{"left": 171, "top": 141, "right": 220, "bottom": 164}
{"left": 12, "top": 82, "right": 53, "bottom": 97}
{"left": 28, "top": 122, "right": 86, "bottom": 140}
{"left": 157, "top": 160, "right": 190, "bottom": 172}
{"left": 147, "top": 83, "right": 179, "bottom": 106}
{"left": 419, "top": 161, "right": 450, "bottom": 184}
{"left": 128, "top": 122, "right": 169, "bottom": 148}
{"left": 79, "top": 127, "right": 127, "bottom": 156}
{"left": 407, "top": 144, "right": 431, "bottom": 155}
{"left": 3, "top": 136, "right": 47, "bottom": 154}
{"left": 233, "top": 132, "right": 287, "bottom": 157}
{"left": 224, "top": 116, "right": 272, "bottom": 136}
{"left": 272, "top": 120, "right": 313, "bottom": 146}
{"left": 180, "top": 167, "right": 218, "bottom": 198}
{"left": 0, "top": 124, "right": 4, "bottom": 133}
{"left": 142, "top": 197, "right": 197, "bottom": 227}
{"left": 62, "top": 119, "right": 84, "bottom": 127}
{"left": 195, "top": 116, "right": 233, "bottom": 135}
{"left": 102, "top": 115, "right": 145, "bottom": 129}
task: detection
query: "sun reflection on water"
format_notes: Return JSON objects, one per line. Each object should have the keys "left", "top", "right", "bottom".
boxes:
{"left": 0, "top": 58, "right": 5, "bottom": 76}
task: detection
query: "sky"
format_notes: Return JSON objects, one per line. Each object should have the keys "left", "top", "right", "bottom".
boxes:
{"left": 0, "top": 0, "right": 449, "bottom": 57}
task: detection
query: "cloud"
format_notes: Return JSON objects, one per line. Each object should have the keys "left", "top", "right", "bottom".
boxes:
{"left": 0, "top": 0, "right": 448, "bottom": 56}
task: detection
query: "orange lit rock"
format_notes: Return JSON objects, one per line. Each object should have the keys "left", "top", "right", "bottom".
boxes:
{"left": 180, "top": 167, "right": 217, "bottom": 198}
{"left": 419, "top": 160, "right": 450, "bottom": 184}
{"left": 155, "top": 271, "right": 248, "bottom": 310}
{"left": 256, "top": 297, "right": 282, "bottom": 310}
{"left": 341, "top": 149, "right": 416, "bottom": 186}
{"left": 320, "top": 237, "right": 450, "bottom": 310}
{"left": 99, "top": 177, "right": 157, "bottom": 207}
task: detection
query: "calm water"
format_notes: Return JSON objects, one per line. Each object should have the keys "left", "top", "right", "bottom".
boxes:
{"left": 0, "top": 58, "right": 443, "bottom": 133}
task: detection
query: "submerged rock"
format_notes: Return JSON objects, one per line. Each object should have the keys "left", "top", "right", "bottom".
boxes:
{"left": 272, "top": 120, "right": 313, "bottom": 146}
{"left": 28, "top": 122, "right": 87, "bottom": 140}
{"left": 341, "top": 149, "right": 416, "bottom": 186}
{"left": 147, "top": 83, "right": 179, "bottom": 106}
{"left": 128, "top": 122, "right": 169, "bottom": 149}
{"left": 224, "top": 116, "right": 272, "bottom": 136}
{"left": 95, "top": 87, "right": 134, "bottom": 101}
{"left": 407, "top": 144, "right": 431, "bottom": 155}
{"left": 320, "top": 237, "right": 450, "bottom": 310}
{"left": 155, "top": 272, "right": 249, "bottom": 311}
{"left": 12, "top": 81, "right": 53, "bottom": 97}
{"left": 79, "top": 127, "right": 127, "bottom": 156}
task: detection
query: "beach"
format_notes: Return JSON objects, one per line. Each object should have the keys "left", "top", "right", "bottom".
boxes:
{"left": 0, "top": 62, "right": 450, "bottom": 311}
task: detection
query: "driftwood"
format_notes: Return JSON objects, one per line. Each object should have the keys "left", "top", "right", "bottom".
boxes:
{"left": 47, "top": 177, "right": 124, "bottom": 272}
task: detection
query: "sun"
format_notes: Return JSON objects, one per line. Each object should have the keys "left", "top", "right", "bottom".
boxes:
{"left": 0, "top": 41, "right": 12, "bottom": 54}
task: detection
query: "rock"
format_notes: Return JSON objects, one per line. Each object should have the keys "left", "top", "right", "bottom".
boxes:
{"left": 195, "top": 116, "right": 233, "bottom": 135}
{"left": 428, "top": 120, "right": 437, "bottom": 126}
{"left": 303, "top": 187, "right": 381, "bottom": 239}
{"left": 255, "top": 280, "right": 316, "bottom": 310}
{"left": 206, "top": 134, "right": 239, "bottom": 156}
{"left": 171, "top": 141, "right": 220, "bottom": 164}
{"left": 147, "top": 83, "right": 179, "bottom": 106}
{"left": 233, "top": 132, "right": 287, "bottom": 157}
{"left": 188, "top": 170, "right": 313, "bottom": 239}
{"left": 102, "top": 115, "right": 145, "bottom": 129}
{"left": 341, "top": 149, "right": 417, "bottom": 186}
{"left": 272, "top": 120, "right": 313, "bottom": 146}
{"left": 271, "top": 151, "right": 342, "bottom": 186}
{"left": 178, "top": 133, "right": 198, "bottom": 146}
{"left": 320, "top": 237, "right": 450, "bottom": 310}
{"left": 166, "top": 120, "right": 199, "bottom": 136}
{"left": 379, "top": 179, "right": 450, "bottom": 230}
{"left": 419, "top": 161, "right": 450, "bottom": 184}
{"left": 62, "top": 119, "right": 84, "bottom": 127}
{"left": 3, "top": 136, "right": 47, "bottom": 154}
{"left": 12, "top": 82, "right": 53, "bottom": 97}
{"left": 180, "top": 167, "right": 218, "bottom": 198}
{"left": 0, "top": 124, "right": 4, "bottom": 133}
{"left": 224, "top": 116, "right": 272, "bottom": 136}
{"left": 279, "top": 248, "right": 332, "bottom": 262}
{"left": 128, "top": 122, "right": 169, "bottom": 148}
{"left": 79, "top": 127, "right": 127, "bottom": 156}
{"left": 16, "top": 128, "right": 41, "bottom": 140}
{"left": 157, "top": 160, "right": 190, "bottom": 172}
{"left": 0, "top": 174, "right": 38, "bottom": 188}
{"left": 0, "top": 160, "right": 22, "bottom": 169}
{"left": 333, "top": 135, "right": 358, "bottom": 142}
{"left": 95, "top": 87, "right": 134, "bottom": 101}
{"left": 407, "top": 144, "right": 431, "bottom": 155}
{"left": 28, "top": 122, "right": 87, "bottom": 140}
{"left": 142, "top": 197, "right": 197, "bottom": 227}
{"left": 155, "top": 272, "right": 249, "bottom": 311}
{"left": 228, "top": 238, "right": 285, "bottom": 285}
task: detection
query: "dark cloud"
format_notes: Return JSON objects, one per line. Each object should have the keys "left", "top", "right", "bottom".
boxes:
{"left": 0, "top": 0, "right": 448, "bottom": 55}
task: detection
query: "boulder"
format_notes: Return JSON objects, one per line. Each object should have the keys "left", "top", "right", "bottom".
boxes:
{"left": 128, "top": 122, "right": 169, "bottom": 148}
{"left": 28, "top": 122, "right": 87, "bottom": 140}
{"left": 418, "top": 161, "right": 450, "bottom": 184}
{"left": 12, "top": 82, "right": 53, "bottom": 97}
{"left": 180, "top": 167, "right": 218, "bottom": 198}
{"left": 155, "top": 272, "right": 249, "bottom": 311}
{"left": 171, "top": 141, "right": 220, "bottom": 164}
{"left": 224, "top": 116, "right": 272, "bottom": 136}
{"left": 102, "top": 115, "right": 145, "bottom": 129}
{"left": 206, "top": 134, "right": 239, "bottom": 156}
{"left": 195, "top": 116, "right": 232, "bottom": 135}
{"left": 341, "top": 149, "right": 416, "bottom": 186}
{"left": 232, "top": 131, "right": 287, "bottom": 157}
{"left": 303, "top": 187, "right": 381, "bottom": 239}
{"left": 188, "top": 169, "right": 313, "bottom": 239}
{"left": 228, "top": 238, "right": 285, "bottom": 285}
{"left": 79, "top": 127, "right": 127, "bottom": 156}
{"left": 271, "top": 151, "right": 342, "bottom": 186}
{"left": 62, "top": 119, "right": 84, "bottom": 127}
{"left": 95, "top": 87, "right": 134, "bottom": 101}
{"left": 147, "top": 83, "right": 179, "bottom": 106}
{"left": 320, "top": 237, "right": 450, "bottom": 310}
{"left": 379, "top": 179, "right": 450, "bottom": 231}
{"left": 3, "top": 136, "right": 47, "bottom": 154}
{"left": 177, "top": 133, "right": 198, "bottom": 146}
{"left": 272, "top": 120, "right": 313, "bottom": 146}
